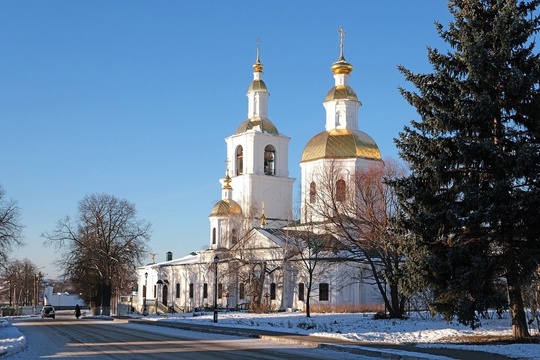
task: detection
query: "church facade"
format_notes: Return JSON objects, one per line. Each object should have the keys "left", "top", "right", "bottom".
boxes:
{"left": 136, "top": 32, "right": 385, "bottom": 314}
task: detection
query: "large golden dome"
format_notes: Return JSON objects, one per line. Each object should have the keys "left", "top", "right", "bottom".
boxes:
{"left": 301, "top": 128, "right": 382, "bottom": 162}
{"left": 234, "top": 117, "right": 279, "bottom": 135}
{"left": 209, "top": 199, "right": 243, "bottom": 217}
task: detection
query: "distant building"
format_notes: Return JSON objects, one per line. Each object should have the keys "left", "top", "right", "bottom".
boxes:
{"left": 43, "top": 286, "right": 85, "bottom": 309}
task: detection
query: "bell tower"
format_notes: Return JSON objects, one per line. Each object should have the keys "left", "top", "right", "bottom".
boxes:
{"left": 224, "top": 43, "right": 295, "bottom": 227}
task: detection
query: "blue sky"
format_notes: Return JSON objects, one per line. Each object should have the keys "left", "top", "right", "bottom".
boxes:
{"left": 1, "top": 1, "right": 453, "bottom": 277}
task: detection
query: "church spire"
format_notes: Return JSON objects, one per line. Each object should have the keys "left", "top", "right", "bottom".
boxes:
{"left": 247, "top": 38, "right": 269, "bottom": 120}
{"left": 222, "top": 159, "right": 233, "bottom": 199}
{"left": 320, "top": 27, "right": 361, "bottom": 132}
{"left": 331, "top": 27, "right": 353, "bottom": 75}
{"left": 253, "top": 38, "right": 264, "bottom": 73}
{"left": 260, "top": 202, "right": 267, "bottom": 227}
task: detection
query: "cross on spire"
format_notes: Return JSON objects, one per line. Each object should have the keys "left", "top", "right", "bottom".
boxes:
{"left": 338, "top": 27, "right": 346, "bottom": 60}
{"left": 256, "top": 38, "right": 261, "bottom": 63}
{"left": 225, "top": 158, "right": 230, "bottom": 176}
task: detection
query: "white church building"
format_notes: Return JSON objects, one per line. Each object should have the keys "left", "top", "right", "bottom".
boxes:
{"left": 135, "top": 32, "right": 385, "bottom": 315}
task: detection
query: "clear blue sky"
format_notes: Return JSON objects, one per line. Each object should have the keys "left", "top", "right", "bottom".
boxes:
{"left": 1, "top": 1, "right": 452, "bottom": 277}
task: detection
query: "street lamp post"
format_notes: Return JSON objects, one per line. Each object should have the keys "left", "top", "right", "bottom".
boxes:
{"left": 34, "top": 274, "right": 39, "bottom": 314}
{"left": 143, "top": 272, "right": 148, "bottom": 316}
{"left": 213, "top": 256, "right": 219, "bottom": 323}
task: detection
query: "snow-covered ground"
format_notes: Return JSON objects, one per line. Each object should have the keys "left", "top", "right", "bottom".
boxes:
{"left": 1, "top": 311, "right": 539, "bottom": 359}
{"left": 0, "top": 319, "right": 25, "bottom": 358}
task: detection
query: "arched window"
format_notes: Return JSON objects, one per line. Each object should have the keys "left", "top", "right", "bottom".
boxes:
{"left": 231, "top": 228, "right": 238, "bottom": 245}
{"left": 309, "top": 182, "right": 317, "bottom": 203}
{"left": 264, "top": 145, "right": 275, "bottom": 175}
{"left": 336, "top": 179, "right": 346, "bottom": 201}
{"left": 175, "top": 283, "right": 180, "bottom": 299}
{"left": 212, "top": 228, "right": 216, "bottom": 244}
{"left": 236, "top": 146, "right": 243, "bottom": 175}
{"left": 270, "top": 283, "right": 276, "bottom": 300}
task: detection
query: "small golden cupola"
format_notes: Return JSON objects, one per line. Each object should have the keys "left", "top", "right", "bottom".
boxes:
{"left": 330, "top": 29, "right": 354, "bottom": 76}
{"left": 234, "top": 41, "right": 279, "bottom": 136}
{"left": 209, "top": 172, "right": 242, "bottom": 217}
{"left": 325, "top": 27, "right": 358, "bottom": 103}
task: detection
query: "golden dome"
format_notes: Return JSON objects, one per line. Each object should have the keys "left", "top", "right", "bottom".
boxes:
{"left": 248, "top": 79, "right": 267, "bottom": 92}
{"left": 253, "top": 59, "right": 264, "bottom": 73}
{"left": 301, "top": 128, "right": 382, "bottom": 162}
{"left": 325, "top": 84, "right": 358, "bottom": 102}
{"left": 234, "top": 117, "right": 279, "bottom": 135}
{"left": 209, "top": 199, "right": 243, "bottom": 217}
{"left": 331, "top": 57, "right": 353, "bottom": 75}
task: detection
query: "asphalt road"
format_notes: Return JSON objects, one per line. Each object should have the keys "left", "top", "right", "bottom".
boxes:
{"left": 8, "top": 313, "right": 378, "bottom": 360}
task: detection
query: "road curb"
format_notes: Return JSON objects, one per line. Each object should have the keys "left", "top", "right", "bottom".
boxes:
{"left": 127, "top": 319, "right": 429, "bottom": 359}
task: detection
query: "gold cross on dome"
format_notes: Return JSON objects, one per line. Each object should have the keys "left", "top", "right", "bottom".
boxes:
{"left": 338, "top": 27, "right": 346, "bottom": 59}
{"left": 225, "top": 158, "right": 231, "bottom": 176}
{"left": 338, "top": 27, "right": 346, "bottom": 46}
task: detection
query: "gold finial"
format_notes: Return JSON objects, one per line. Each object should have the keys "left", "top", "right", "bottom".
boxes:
{"left": 225, "top": 158, "right": 231, "bottom": 176}
{"left": 253, "top": 38, "right": 264, "bottom": 72}
{"left": 223, "top": 159, "right": 232, "bottom": 189}
{"left": 223, "top": 175, "right": 232, "bottom": 189}
{"left": 260, "top": 202, "right": 267, "bottom": 227}
{"left": 331, "top": 27, "right": 353, "bottom": 75}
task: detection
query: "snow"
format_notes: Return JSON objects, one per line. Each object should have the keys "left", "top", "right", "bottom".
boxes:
{"left": 131, "top": 311, "right": 540, "bottom": 359}
{"left": 0, "top": 319, "right": 26, "bottom": 358}
{"left": 1, "top": 311, "right": 539, "bottom": 359}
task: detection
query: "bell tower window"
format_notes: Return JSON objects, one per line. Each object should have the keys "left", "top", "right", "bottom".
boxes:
{"left": 236, "top": 146, "right": 243, "bottom": 175}
{"left": 336, "top": 179, "right": 346, "bottom": 202}
{"left": 212, "top": 228, "right": 217, "bottom": 244}
{"left": 264, "top": 145, "right": 275, "bottom": 175}
{"left": 309, "top": 182, "right": 317, "bottom": 203}
{"left": 231, "top": 228, "right": 238, "bottom": 245}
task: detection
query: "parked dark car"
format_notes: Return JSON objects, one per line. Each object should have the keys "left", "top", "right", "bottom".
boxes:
{"left": 41, "top": 305, "right": 55, "bottom": 319}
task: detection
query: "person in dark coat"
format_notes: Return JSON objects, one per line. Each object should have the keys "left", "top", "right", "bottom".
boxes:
{"left": 75, "top": 304, "right": 81, "bottom": 319}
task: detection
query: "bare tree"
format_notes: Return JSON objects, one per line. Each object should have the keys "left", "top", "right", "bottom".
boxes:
{"left": 0, "top": 185, "right": 24, "bottom": 265}
{"left": 285, "top": 228, "right": 343, "bottom": 317}
{"left": 43, "top": 193, "right": 151, "bottom": 315}
{"left": 228, "top": 230, "right": 274, "bottom": 312}
{"left": 1, "top": 259, "right": 40, "bottom": 310}
{"left": 306, "top": 158, "right": 408, "bottom": 318}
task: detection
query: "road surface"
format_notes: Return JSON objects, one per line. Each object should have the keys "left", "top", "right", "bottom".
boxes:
{"left": 8, "top": 312, "right": 378, "bottom": 359}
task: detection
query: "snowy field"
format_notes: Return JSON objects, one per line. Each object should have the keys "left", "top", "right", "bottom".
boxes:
{"left": 1, "top": 311, "right": 539, "bottom": 359}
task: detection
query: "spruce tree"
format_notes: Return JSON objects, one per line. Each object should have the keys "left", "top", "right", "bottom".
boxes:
{"left": 395, "top": 0, "right": 540, "bottom": 338}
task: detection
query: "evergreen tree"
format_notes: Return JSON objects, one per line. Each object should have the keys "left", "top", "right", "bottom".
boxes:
{"left": 395, "top": 0, "right": 540, "bottom": 338}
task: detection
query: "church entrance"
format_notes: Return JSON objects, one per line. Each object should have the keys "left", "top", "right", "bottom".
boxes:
{"left": 162, "top": 284, "right": 168, "bottom": 306}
